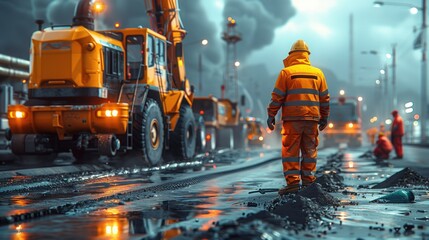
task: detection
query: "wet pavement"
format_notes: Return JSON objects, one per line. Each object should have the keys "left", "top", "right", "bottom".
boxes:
{"left": 0, "top": 145, "right": 428, "bottom": 239}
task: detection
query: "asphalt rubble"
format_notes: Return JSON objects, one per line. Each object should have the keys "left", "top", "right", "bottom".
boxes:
{"left": 176, "top": 153, "right": 346, "bottom": 239}
{"left": 174, "top": 152, "right": 429, "bottom": 240}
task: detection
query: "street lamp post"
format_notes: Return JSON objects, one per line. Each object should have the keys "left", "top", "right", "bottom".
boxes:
{"left": 374, "top": 0, "right": 427, "bottom": 143}
{"left": 421, "top": 0, "right": 427, "bottom": 143}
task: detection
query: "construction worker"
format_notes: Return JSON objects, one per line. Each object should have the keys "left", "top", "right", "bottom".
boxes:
{"left": 366, "top": 127, "right": 378, "bottom": 145}
{"left": 391, "top": 110, "right": 404, "bottom": 159}
{"left": 267, "top": 39, "right": 330, "bottom": 195}
{"left": 373, "top": 132, "right": 393, "bottom": 160}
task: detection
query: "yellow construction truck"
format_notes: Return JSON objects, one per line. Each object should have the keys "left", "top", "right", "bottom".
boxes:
{"left": 0, "top": 54, "right": 29, "bottom": 149}
{"left": 7, "top": 0, "right": 199, "bottom": 165}
{"left": 322, "top": 95, "right": 363, "bottom": 147}
{"left": 192, "top": 96, "right": 247, "bottom": 151}
{"left": 245, "top": 117, "right": 265, "bottom": 147}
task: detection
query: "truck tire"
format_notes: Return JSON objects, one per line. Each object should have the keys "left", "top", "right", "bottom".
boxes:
{"left": 216, "top": 128, "right": 234, "bottom": 149}
{"left": 171, "top": 105, "right": 196, "bottom": 160}
{"left": 205, "top": 127, "right": 216, "bottom": 151}
{"left": 71, "top": 147, "right": 87, "bottom": 163}
{"left": 195, "top": 115, "right": 206, "bottom": 153}
{"left": 98, "top": 134, "right": 120, "bottom": 157}
{"left": 133, "top": 99, "right": 164, "bottom": 166}
{"left": 233, "top": 123, "right": 248, "bottom": 149}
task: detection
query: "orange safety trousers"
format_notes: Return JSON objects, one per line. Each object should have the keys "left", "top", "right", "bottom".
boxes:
{"left": 281, "top": 121, "right": 319, "bottom": 186}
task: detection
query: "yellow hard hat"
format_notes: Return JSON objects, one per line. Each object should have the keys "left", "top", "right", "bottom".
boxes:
{"left": 289, "top": 39, "right": 310, "bottom": 55}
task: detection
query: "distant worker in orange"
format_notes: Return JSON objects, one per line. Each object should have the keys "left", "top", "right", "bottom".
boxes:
{"left": 391, "top": 110, "right": 404, "bottom": 159}
{"left": 379, "top": 123, "right": 391, "bottom": 139}
{"left": 267, "top": 39, "right": 330, "bottom": 195}
{"left": 366, "top": 127, "right": 378, "bottom": 145}
{"left": 373, "top": 133, "right": 393, "bottom": 160}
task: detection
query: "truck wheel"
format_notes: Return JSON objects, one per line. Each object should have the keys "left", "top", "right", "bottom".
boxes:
{"left": 233, "top": 123, "right": 248, "bottom": 149}
{"left": 205, "top": 127, "right": 216, "bottom": 151}
{"left": 216, "top": 128, "right": 234, "bottom": 149}
{"left": 171, "top": 105, "right": 196, "bottom": 160}
{"left": 133, "top": 99, "right": 164, "bottom": 166}
{"left": 10, "top": 134, "right": 26, "bottom": 155}
{"left": 98, "top": 134, "right": 120, "bottom": 157}
{"left": 195, "top": 115, "right": 206, "bottom": 153}
{"left": 71, "top": 147, "right": 86, "bottom": 163}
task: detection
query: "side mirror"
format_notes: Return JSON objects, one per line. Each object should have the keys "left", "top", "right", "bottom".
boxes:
{"left": 176, "top": 42, "right": 183, "bottom": 58}
{"left": 240, "top": 95, "right": 246, "bottom": 106}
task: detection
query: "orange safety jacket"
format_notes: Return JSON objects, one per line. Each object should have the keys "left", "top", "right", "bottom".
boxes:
{"left": 267, "top": 52, "right": 330, "bottom": 122}
{"left": 391, "top": 115, "right": 404, "bottom": 137}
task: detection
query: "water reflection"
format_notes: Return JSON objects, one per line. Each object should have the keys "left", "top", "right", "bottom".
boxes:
{"left": 10, "top": 223, "right": 29, "bottom": 240}
{"left": 10, "top": 195, "right": 31, "bottom": 206}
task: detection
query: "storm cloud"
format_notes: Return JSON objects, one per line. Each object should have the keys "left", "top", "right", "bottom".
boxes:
{"left": 222, "top": 0, "right": 295, "bottom": 60}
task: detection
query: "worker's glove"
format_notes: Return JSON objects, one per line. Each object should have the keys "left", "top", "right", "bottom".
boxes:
{"left": 267, "top": 116, "right": 275, "bottom": 130}
{"left": 318, "top": 118, "right": 328, "bottom": 131}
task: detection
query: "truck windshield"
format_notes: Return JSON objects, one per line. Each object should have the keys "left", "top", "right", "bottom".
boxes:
{"left": 330, "top": 103, "right": 358, "bottom": 122}
{"left": 193, "top": 100, "right": 215, "bottom": 121}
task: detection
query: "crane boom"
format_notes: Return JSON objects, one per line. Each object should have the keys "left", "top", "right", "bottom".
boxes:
{"left": 144, "top": 0, "right": 188, "bottom": 90}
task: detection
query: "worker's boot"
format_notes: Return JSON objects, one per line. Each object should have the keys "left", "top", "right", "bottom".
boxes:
{"left": 301, "top": 181, "right": 314, "bottom": 190}
{"left": 278, "top": 184, "right": 300, "bottom": 196}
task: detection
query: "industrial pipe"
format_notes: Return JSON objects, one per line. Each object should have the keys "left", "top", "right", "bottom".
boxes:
{"left": 0, "top": 66, "right": 29, "bottom": 79}
{"left": 0, "top": 54, "right": 29, "bottom": 71}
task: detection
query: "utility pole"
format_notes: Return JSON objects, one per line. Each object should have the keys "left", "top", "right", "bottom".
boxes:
{"left": 392, "top": 44, "right": 397, "bottom": 108}
{"left": 349, "top": 14, "right": 354, "bottom": 88}
{"left": 198, "top": 53, "right": 202, "bottom": 93}
{"left": 421, "top": 0, "right": 427, "bottom": 142}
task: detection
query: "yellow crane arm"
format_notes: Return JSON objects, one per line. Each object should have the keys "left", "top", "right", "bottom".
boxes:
{"left": 144, "top": 0, "right": 188, "bottom": 90}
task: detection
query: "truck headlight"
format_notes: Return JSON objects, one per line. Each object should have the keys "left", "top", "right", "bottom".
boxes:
{"left": 97, "top": 109, "right": 119, "bottom": 118}
{"left": 8, "top": 110, "right": 27, "bottom": 119}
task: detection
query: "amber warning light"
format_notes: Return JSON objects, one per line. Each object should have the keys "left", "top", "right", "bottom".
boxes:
{"left": 93, "top": 1, "right": 106, "bottom": 13}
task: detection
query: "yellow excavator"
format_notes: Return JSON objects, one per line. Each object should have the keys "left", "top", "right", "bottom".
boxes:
{"left": 7, "top": 0, "right": 198, "bottom": 166}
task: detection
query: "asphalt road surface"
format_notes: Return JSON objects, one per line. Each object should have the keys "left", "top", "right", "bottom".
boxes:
{"left": 0, "top": 145, "right": 428, "bottom": 239}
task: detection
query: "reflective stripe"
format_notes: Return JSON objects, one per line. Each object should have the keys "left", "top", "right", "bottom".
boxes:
{"left": 286, "top": 88, "right": 319, "bottom": 95}
{"left": 302, "top": 157, "right": 317, "bottom": 163}
{"left": 269, "top": 100, "right": 282, "bottom": 107}
{"left": 301, "top": 170, "right": 315, "bottom": 176}
{"left": 282, "top": 116, "right": 319, "bottom": 121}
{"left": 320, "top": 102, "right": 330, "bottom": 107}
{"left": 282, "top": 157, "right": 300, "bottom": 163}
{"left": 273, "top": 87, "right": 286, "bottom": 97}
{"left": 283, "top": 101, "right": 320, "bottom": 107}
{"left": 291, "top": 75, "right": 317, "bottom": 80}
{"left": 283, "top": 170, "right": 301, "bottom": 176}
{"left": 320, "top": 89, "right": 329, "bottom": 96}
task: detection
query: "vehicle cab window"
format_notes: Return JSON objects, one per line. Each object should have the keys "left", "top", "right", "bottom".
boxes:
{"left": 126, "top": 35, "right": 144, "bottom": 80}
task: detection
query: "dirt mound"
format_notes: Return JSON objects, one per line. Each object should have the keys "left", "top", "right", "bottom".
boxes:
{"left": 315, "top": 172, "right": 344, "bottom": 192}
{"left": 298, "top": 183, "right": 340, "bottom": 206}
{"left": 316, "top": 152, "right": 344, "bottom": 174}
{"left": 268, "top": 195, "right": 322, "bottom": 226}
{"left": 372, "top": 167, "right": 429, "bottom": 189}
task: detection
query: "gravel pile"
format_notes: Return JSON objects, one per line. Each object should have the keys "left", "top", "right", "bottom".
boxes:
{"left": 314, "top": 172, "right": 345, "bottom": 192}
{"left": 372, "top": 167, "right": 429, "bottom": 189}
{"left": 298, "top": 183, "right": 340, "bottom": 206}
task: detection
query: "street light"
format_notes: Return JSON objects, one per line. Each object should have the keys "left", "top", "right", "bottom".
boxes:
{"left": 374, "top": 1, "right": 427, "bottom": 143}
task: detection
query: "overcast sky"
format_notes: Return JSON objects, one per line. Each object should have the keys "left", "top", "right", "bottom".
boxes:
{"left": 0, "top": 0, "right": 426, "bottom": 121}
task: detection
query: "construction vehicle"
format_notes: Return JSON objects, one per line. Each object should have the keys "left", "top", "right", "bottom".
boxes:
{"left": 322, "top": 95, "right": 363, "bottom": 147}
{"left": 192, "top": 96, "right": 247, "bottom": 151}
{"left": 245, "top": 117, "right": 265, "bottom": 147}
{"left": 6, "top": 0, "right": 199, "bottom": 166}
{"left": 0, "top": 54, "right": 29, "bottom": 149}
